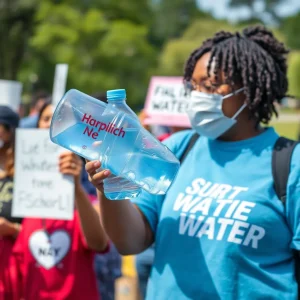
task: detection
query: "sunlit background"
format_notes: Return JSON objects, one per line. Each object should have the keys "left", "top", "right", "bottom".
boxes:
{"left": 0, "top": 0, "right": 299, "bottom": 138}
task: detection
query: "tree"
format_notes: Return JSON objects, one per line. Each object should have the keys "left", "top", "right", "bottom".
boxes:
{"left": 19, "top": 1, "right": 156, "bottom": 108}
{"left": 281, "top": 13, "right": 300, "bottom": 50}
{"left": 0, "top": 0, "right": 37, "bottom": 80}
{"left": 287, "top": 51, "right": 300, "bottom": 99}
{"left": 149, "top": 0, "right": 208, "bottom": 47}
{"left": 156, "top": 19, "right": 238, "bottom": 76}
{"left": 228, "top": 0, "right": 284, "bottom": 23}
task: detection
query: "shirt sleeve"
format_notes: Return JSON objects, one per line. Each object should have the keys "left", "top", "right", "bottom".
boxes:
{"left": 285, "top": 144, "right": 300, "bottom": 250}
{"left": 131, "top": 192, "right": 164, "bottom": 234}
{"left": 131, "top": 130, "right": 194, "bottom": 235}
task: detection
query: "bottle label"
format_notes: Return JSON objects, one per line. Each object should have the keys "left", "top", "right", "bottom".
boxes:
{"left": 81, "top": 113, "right": 126, "bottom": 140}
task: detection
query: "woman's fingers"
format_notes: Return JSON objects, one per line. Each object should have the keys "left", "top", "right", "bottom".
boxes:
{"left": 85, "top": 160, "right": 111, "bottom": 189}
{"left": 85, "top": 160, "right": 101, "bottom": 177}
{"left": 91, "top": 168, "right": 111, "bottom": 182}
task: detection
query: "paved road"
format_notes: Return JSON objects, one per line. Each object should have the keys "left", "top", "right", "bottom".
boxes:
{"left": 273, "top": 113, "right": 300, "bottom": 123}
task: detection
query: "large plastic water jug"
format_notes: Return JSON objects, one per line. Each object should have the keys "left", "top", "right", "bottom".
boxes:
{"left": 50, "top": 89, "right": 180, "bottom": 196}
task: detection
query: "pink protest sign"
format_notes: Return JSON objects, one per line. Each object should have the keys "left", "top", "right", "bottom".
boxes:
{"left": 144, "top": 76, "right": 191, "bottom": 128}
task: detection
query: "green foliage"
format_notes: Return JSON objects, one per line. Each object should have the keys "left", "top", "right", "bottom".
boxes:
{"left": 19, "top": 1, "right": 156, "bottom": 108}
{"left": 281, "top": 13, "right": 300, "bottom": 50}
{"left": 0, "top": 0, "right": 38, "bottom": 79}
{"left": 149, "top": 0, "right": 208, "bottom": 46}
{"left": 287, "top": 51, "right": 300, "bottom": 99}
{"left": 271, "top": 122, "right": 299, "bottom": 140}
{"left": 1, "top": 0, "right": 299, "bottom": 110}
{"left": 157, "top": 19, "right": 239, "bottom": 76}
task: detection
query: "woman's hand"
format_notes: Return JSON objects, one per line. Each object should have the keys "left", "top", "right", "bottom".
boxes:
{"left": 85, "top": 160, "right": 111, "bottom": 191}
{"left": 59, "top": 152, "right": 83, "bottom": 184}
{"left": 0, "top": 217, "right": 20, "bottom": 237}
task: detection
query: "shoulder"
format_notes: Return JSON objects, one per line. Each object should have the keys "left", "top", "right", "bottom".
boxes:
{"left": 162, "top": 130, "right": 196, "bottom": 156}
{"left": 289, "top": 142, "right": 300, "bottom": 188}
{"left": 291, "top": 142, "right": 300, "bottom": 166}
{"left": 20, "top": 115, "right": 38, "bottom": 128}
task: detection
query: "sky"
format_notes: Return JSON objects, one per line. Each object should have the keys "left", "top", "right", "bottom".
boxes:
{"left": 197, "top": 0, "right": 300, "bottom": 23}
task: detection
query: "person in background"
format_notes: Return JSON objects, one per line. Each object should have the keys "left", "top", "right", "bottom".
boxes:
{"left": 137, "top": 109, "right": 172, "bottom": 141}
{"left": 18, "top": 102, "right": 26, "bottom": 119}
{"left": 13, "top": 100, "right": 109, "bottom": 300}
{"left": 92, "top": 92, "right": 122, "bottom": 300}
{"left": 0, "top": 106, "right": 22, "bottom": 300}
{"left": 20, "top": 90, "right": 49, "bottom": 128}
{"left": 85, "top": 25, "right": 300, "bottom": 300}
{"left": 138, "top": 109, "right": 189, "bottom": 141}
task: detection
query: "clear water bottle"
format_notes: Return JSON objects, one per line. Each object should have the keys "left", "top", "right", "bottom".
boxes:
{"left": 103, "top": 89, "right": 141, "bottom": 199}
{"left": 50, "top": 89, "right": 180, "bottom": 199}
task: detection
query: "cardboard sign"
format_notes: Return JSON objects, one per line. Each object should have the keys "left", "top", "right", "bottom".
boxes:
{"left": 52, "top": 64, "right": 69, "bottom": 106}
{"left": 0, "top": 79, "right": 22, "bottom": 112}
{"left": 12, "top": 129, "right": 74, "bottom": 220}
{"left": 144, "top": 76, "right": 192, "bottom": 127}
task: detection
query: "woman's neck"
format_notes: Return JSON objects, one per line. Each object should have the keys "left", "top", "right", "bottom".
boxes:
{"left": 220, "top": 120, "right": 264, "bottom": 142}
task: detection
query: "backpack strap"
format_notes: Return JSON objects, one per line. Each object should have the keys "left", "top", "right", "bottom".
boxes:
{"left": 179, "top": 133, "right": 199, "bottom": 164}
{"left": 272, "top": 136, "right": 298, "bottom": 204}
{"left": 272, "top": 137, "right": 300, "bottom": 298}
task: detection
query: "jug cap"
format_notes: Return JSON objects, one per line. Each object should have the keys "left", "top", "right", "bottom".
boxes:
{"left": 107, "top": 89, "right": 126, "bottom": 100}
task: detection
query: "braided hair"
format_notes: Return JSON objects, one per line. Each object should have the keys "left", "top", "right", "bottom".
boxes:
{"left": 184, "top": 25, "right": 289, "bottom": 124}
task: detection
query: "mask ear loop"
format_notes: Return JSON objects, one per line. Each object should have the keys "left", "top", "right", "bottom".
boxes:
{"left": 223, "top": 87, "right": 245, "bottom": 99}
{"left": 232, "top": 102, "right": 247, "bottom": 119}
{"left": 222, "top": 87, "right": 247, "bottom": 119}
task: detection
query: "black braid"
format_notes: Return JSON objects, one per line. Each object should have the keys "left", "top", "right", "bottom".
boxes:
{"left": 183, "top": 25, "right": 289, "bottom": 124}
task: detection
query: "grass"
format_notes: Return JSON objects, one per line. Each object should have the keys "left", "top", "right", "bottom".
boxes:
{"left": 269, "top": 122, "right": 299, "bottom": 140}
{"left": 279, "top": 108, "right": 300, "bottom": 114}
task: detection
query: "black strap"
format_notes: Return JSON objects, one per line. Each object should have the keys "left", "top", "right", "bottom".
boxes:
{"left": 272, "top": 137, "right": 298, "bottom": 204}
{"left": 179, "top": 133, "right": 199, "bottom": 164}
{"left": 272, "top": 137, "right": 299, "bottom": 298}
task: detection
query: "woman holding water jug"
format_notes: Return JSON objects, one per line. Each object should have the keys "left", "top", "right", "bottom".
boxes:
{"left": 86, "top": 25, "right": 300, "bottom": 300}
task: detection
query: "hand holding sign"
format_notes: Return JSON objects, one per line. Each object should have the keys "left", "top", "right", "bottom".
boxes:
{"left": 12, "top": 129, "right": 75, "bottom": 220}
{"left": 0, "top": 217, "right": 18, "bottom": 236}
{"left": 58, "top": 152, "right": 83, "bottom": 185}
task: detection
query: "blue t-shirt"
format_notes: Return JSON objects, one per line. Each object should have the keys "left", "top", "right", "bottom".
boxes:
{"left": 20, "top": 115, "right": 38, "bottom": 128}
{"left": 132, "top": 127, "right": 300, "bottom": 300}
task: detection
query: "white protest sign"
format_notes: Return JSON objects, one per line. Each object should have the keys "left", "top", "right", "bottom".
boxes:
{"left": 52, "top": 64, "right": 68, "bottom": 106}
{"left": 144, "top": 76, "right": 192, "bottom": 127}
{"left": 12, "top": 129, "right": 74, "bottom": 220}
{"left": 0, "top": 79, "right": 22, "bottom": 112}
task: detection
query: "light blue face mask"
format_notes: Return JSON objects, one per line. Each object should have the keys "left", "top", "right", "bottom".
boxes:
{"left": 186, "top": 87, "right": 245, "bottom": 140}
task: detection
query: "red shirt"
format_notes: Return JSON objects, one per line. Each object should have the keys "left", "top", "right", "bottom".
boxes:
{"left": 157, "top": 133, "right": 172, "bottom": 142}
{"left": 13, "top": 211, "right": 104, "bottom": 300}
{"left": 0, "top": 237, "right": 21, "bottom": 300}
